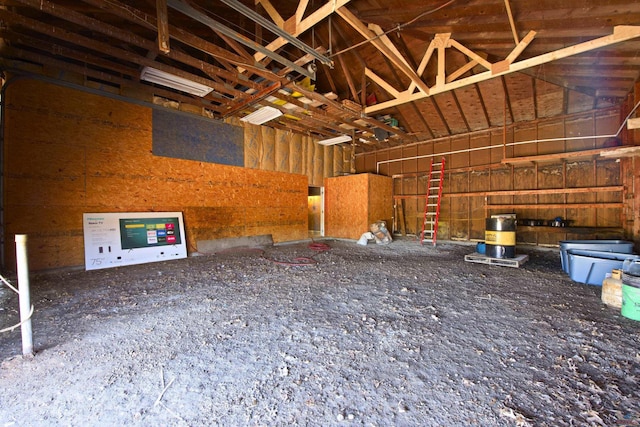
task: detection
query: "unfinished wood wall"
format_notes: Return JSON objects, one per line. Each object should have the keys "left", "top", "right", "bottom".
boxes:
{"left": 324, "top": 173, "right": 393, "bottom": 240}
{"left": 357, "top": 108, "right": 630, "bottom": 246}
{"left": 2, "top": 79, "right": 314, "bottom": 270}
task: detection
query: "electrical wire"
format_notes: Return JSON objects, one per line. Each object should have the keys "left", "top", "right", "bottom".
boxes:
{"left": 328, "top": 0, "right": 458, "bottom": 58}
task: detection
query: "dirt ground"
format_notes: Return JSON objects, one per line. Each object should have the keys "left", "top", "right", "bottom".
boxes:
{"left": 1, "top": 238, "right": 639, "bottom": 426}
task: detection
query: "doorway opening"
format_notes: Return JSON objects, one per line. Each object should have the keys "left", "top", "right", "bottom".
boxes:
{"left": 308, "top": 186, "right": 324, "bottom": 238}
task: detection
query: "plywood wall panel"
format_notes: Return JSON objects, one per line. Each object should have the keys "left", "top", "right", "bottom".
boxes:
{"left": 565, "top": 116, "right": 595, "bottom": 151}
{"left": 450, "top": 136, "right": 469, "bottom": 169}
{"left": 567, "top": 91, "right": 596, "bottom": 115}
{"left": 434, "top": 92, "right": 468, "bottom": 135}
{"left": 536, "top": 81, "right": 564, "bottom": 118}
{"left": 491, "top": 130, "right": 512, "bottom": 162}
{"left": 595, "top": 111, "right": 620, "bottom": 144}
{"left": 537, "top": 122, "right": 564, "bottom": 154}
{"left": 401, "top": 145, "right": 418, "bottom": 174}
{"left": 470, "top": 134, "right": 491, "bottom": 166}
{"left": 325, "top": 173, "right": 392, "bottom": 240}
{"left": 504, "top": 73, "right": 535, "bottom": 123}
{"left": 477, "top": 79, "right": 508, "bottom": 126}
{"left": 324, "top": 174, "right": 370, "bottom": 239}
{"left": 417, "top": 142, "right": 433, "bottom": 172}
{"left": 455, "top": 85, "right": 489, "bottom": 131}
{"left": 388, "top": 148, "right": 403, "bottom": 175}
{"left": 3, "top": 79, "right": 308, "bottom": 270}
{"left": 513, "top": 125, "right": 537, "bottom": 157}
{"left": 367, "top": 174, "right": 394, "bottom": 227}
{"left": 414, "top": 98, "right": 449, "bottom": 138}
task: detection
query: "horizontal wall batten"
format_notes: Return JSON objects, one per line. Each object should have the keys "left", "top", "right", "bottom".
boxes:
{"left": 501, "top": 146, "right": 624, "bottom": 164}
{"left": 486, "top": 203, "right": 624, "bottom": 209}
{"left": 394, "top": 185, "right": 623, "bottom": 200}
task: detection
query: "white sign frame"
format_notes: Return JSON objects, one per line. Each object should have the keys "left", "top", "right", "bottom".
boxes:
{"left": 83, "top": 212, "right": 187, "bottom": 270}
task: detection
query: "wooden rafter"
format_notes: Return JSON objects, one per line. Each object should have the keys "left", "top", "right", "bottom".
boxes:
{"left": 156, "top": 0, "right": 170, "bottom": 54}
{"left": 504, "top": 0, "right": 519, "bottom": 45}
{"left": 365, "top": 25, "right": 640, "bottom": 114}
{"left": 253, "top": 0, "right": 352, "bottom": 63}
{"left": 336, "top": 6, "right": 431, "bottom": 95}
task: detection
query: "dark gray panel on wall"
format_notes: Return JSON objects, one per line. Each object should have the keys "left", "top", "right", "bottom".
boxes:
{"left": 152, "top": 108, "right": 244, "bottom": 166}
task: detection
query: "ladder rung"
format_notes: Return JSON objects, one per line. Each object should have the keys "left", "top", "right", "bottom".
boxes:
{"left": 425, "top": 212, "right": 437, "bottom": 216}
{"left": 426, "top": 204, "right": 438, "bottom": 207}
{"left": 432, "top": 162, "right": 442, "bottom": 166}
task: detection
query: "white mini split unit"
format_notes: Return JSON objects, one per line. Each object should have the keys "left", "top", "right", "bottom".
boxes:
{"left": 140, "top": 66, "right": 214, "bottom": 97}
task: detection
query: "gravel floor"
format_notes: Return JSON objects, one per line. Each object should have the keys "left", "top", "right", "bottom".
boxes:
{"left": 1, "top": 238, "right": 639, "bottom": 426}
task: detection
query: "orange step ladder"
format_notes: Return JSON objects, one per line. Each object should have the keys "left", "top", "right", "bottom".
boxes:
{"left": 420, "top": 157, "right": 445, "bottom": 246}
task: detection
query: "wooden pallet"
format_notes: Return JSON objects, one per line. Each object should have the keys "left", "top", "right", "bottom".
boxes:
{"left": 464, "top": 253, "right": 529, "bottom": 268}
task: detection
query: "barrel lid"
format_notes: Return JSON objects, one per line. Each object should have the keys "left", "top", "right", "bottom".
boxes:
{"left": 622, "top": 271, "right": 640, "bottom": 288}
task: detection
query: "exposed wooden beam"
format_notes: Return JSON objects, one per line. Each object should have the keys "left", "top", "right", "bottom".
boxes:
{"left": 168, "top": 0, "right": 314, "bottom": 79}
{"left": 156, "top": 0, "right": 170, "bottom": 54}
{"left": 255, "top": 0, "right": 352, "bottom": 63}
{"left": 445, "top": 186, "right": 624, "bottom": 198}
{"left": 338, "top": 55, "right": 359, "bottom": 101}
{"left": 492, "top": 30, "right": 537, "bottom": 73}
{"left": 295, "top": 0, "right": 310, "bottom": 24}
{"left": 0, "top": 8, "right": 245, "bottom": 98}
{"left": 504, "top": 0, "right": 519, "bottom": 45}
{"left": 486, "top": 203, "right": 623, "bottom": 209}
{"left": 255, "top": 0, "right": 284, "bottom": 28}
{"left": 223, "top": 82, "right": 282, "bottom": 118}
{"left": 365, "top": 26, "right": 640, "bottom": 114}
{"left": 364, "top": 68, "right": 401, "bottom": 98}
{"left": 336, "top": 6, "right": 431, "bottom": 95}
{"left": 502, "top": 147, "right": 626, "bottom": 164}
{"left": 448, "top": 39, "right": 492, "bottom": 71}
{"left": 627, "top": 117, "right": 640, "bottom": 129}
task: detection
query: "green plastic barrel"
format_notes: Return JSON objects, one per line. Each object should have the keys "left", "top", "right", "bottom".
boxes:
{"left": 621, "top": 272, "right": 640, "bottom": 321}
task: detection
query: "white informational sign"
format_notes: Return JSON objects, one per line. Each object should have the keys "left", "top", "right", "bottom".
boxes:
{"left": 83, "top": 212, "right": 188, "bottom": 271}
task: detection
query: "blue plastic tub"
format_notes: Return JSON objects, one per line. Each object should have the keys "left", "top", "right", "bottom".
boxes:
{"left": 560, "top": 240, "right": 634, "bottom": 273}
{"left": 567, "top": 249, "right": 640, "bottom": 286}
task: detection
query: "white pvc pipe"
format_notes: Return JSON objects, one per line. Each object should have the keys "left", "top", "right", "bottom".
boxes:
{"left": 15, "top": 234, "right": 33, "bottom": 356}
{"left": 375, "top": 101, "right": 640, "bottom": 174}
{"left": 376, "top": 133, "right": 617, "bottom": 174}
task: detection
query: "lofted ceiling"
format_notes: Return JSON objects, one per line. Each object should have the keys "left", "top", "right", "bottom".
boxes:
{"left": 0, "top": 0, "right": 639, "bottom": 152}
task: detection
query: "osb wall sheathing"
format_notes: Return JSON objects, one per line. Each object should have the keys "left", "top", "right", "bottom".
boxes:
{"left": 324, "top": 173, "right": 393, "bottom": 240}
{"left": 3, "top": 79, "right": 309, "bottom": 270}
{"left": 358, "top": 109, "right": 626, "bottom": 246}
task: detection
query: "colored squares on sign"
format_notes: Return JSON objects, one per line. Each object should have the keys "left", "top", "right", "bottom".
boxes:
{"left": 147, "top": 230, "right": 158, "bottom": 244}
